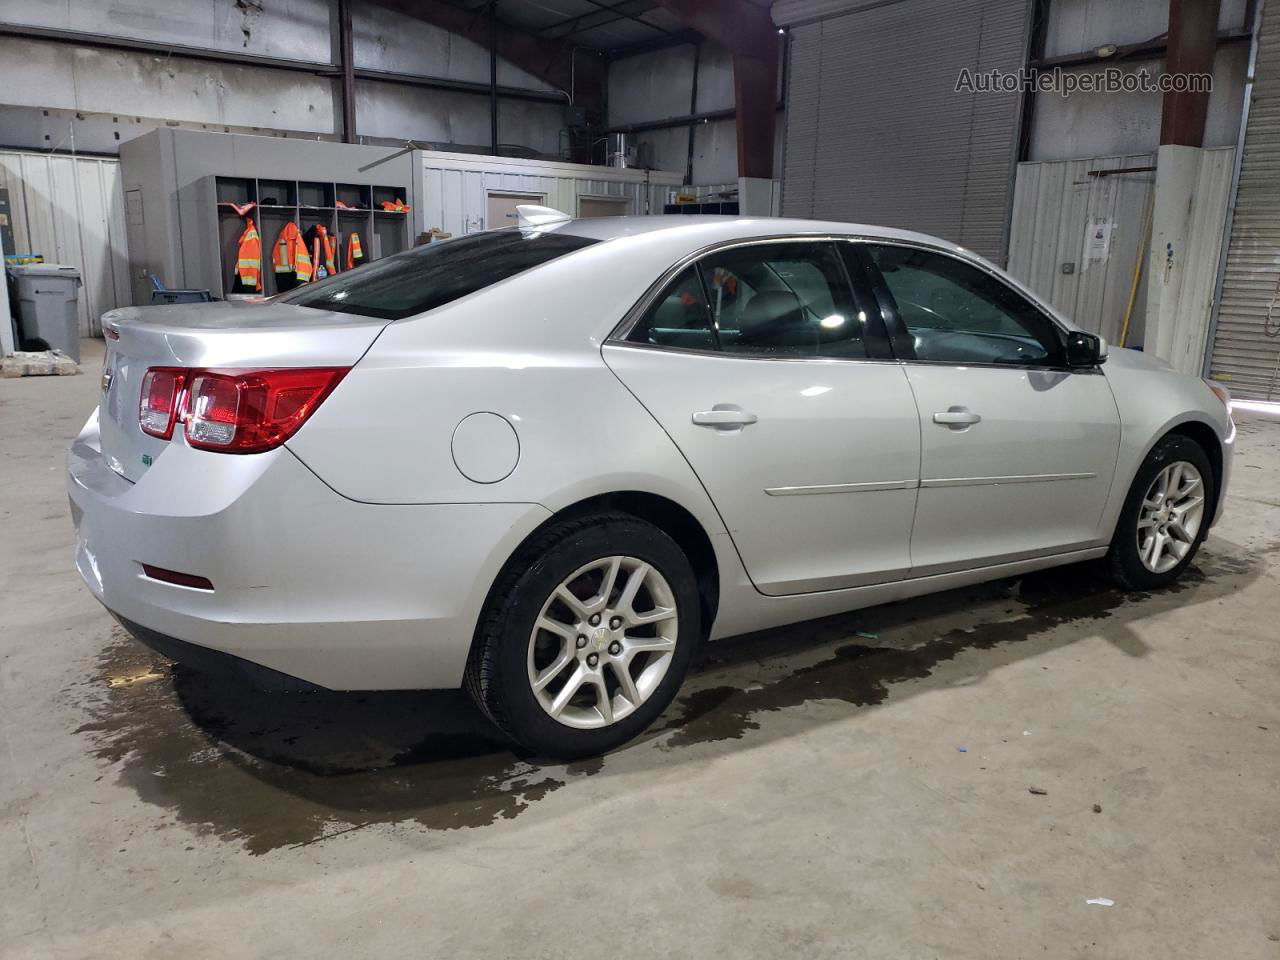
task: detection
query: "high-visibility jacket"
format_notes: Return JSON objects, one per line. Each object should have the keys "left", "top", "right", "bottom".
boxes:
{"left": 306, "top": 224, "right": 337, "bottom": 281}
{"left": 345, "top": 232, "right": 365, "bottom": 270}
{"left": 272, "top": 222, "right": 312, "bottom": 283}
{"left": 380, "top": 198, "right": 410, "bottom": 213}
{"left": 234, "top": 217, "right": 262, "bottom": 292}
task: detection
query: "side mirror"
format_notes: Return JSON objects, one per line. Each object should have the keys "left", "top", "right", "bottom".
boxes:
{"left": 1066, "top": 331, "right": 1106, "bottom": 368}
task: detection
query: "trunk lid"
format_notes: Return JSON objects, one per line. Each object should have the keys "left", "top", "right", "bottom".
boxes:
{"left": 99, "top": 299, "right": 388, "bottom": 482}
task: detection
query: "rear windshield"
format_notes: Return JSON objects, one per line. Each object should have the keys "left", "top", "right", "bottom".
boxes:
{"left": 276, "top": 230, "right": 598, "bottom": 320}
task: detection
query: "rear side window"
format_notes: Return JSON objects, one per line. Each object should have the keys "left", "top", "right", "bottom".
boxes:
{"left": 628, "top": 267, "right": 718, "bottom": 350}
{"left": 699, "top": 242, "right": 866, "bottom": 358}
{"left": 626, "top": 241, "right": 868, "bottom": 359}
{"left": 277, "top": 230, "right": 598, "bottom": 320}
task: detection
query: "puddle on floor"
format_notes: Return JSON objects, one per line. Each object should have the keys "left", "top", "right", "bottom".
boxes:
{"left": 71, "top": 543, "right": 1263, "bottom": 854}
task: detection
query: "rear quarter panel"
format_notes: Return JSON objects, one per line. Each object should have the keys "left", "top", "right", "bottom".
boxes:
{"left": 285, "top": 235, "right": 733, "bottom": 540}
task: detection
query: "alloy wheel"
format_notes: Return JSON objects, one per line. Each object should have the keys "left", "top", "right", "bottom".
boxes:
{"left": 1137, "top": 460, "right": 1206, "bottom": 574}
{"left": 527, "top": 555, "right": 679, "bottom": 729}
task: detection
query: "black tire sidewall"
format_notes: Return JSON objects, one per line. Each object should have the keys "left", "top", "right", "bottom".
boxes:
{"left": 487, "top": 518, "right": 700, "bottom": 758}
{"left": 1111, "top": 435, "right": 1215, "bottom": 589}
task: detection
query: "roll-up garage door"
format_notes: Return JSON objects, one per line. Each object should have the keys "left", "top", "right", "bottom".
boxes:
{"left": 776, "top": 0, "right": 1029, "bottom": 264}
{"left": 1208, "top": 3, "right": 1280, "bottom": 401}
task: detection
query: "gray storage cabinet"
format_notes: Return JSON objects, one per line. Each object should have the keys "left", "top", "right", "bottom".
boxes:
{"left": 11, "top": 263, "right": 82, "bottom": 361}
{"left": 119, "top": 129, "right": 423, "bottom": 304}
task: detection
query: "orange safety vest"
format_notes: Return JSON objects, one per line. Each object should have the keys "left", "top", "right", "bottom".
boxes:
{"left": 345, "top": 232, "right": 364, "bottom": 270}
{"left": 235, "top": 217, "right": 262, "bottom": 292}
{"left": 380, "top": 198, "right": 410, "bottom": 213}
{"left": 273, "top": 222, "right": 312, "bottom": 282}
{"left": 310, "top": 225, "right": 337, "bottom": 281}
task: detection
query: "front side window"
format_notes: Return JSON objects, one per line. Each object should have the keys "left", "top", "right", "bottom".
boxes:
{"left": 277, "top": 230, "right": 598, "bottom": 320}
{"left": 698, "top": 242, "right": 867, "bottom": 358}
{"left": 867, "top": 244, "right": 1064, "bottom": 366}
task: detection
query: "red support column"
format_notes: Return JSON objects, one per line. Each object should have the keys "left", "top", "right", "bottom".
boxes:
{"left": 1161, "top": 0, "right": 1222, "bottom": 146}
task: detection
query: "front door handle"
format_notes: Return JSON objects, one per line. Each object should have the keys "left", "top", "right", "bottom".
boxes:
{"left": 693, "top": 409, "right": 758, "bottom": 429}
{"left": 933, "top": 408, "right": 982, "bottom": 428}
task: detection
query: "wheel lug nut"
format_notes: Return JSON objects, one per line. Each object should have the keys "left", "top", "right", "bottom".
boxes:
{"left": 608, "top": 641, "right": 621, "bottom": 656}
{"left": 576, "top": 635, "right": 587, "bottom": 649}
{"left": 609, "top": 616, "right": 623, "bottom": 629}
{"left": 587, "top": 653, "right": 599, "bottom": 667}
{"left": 588, "top": 614, "right": 601, "bottom": 627}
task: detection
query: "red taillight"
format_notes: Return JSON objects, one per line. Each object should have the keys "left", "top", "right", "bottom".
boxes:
{"left": 184, "top": 367, "right": 348, "bottom": 453}
{"left": 139, "top": 366, "right": 347, "bottom": 453}
{"left": 139, "top": 368, "right": 187, "bottom": 439}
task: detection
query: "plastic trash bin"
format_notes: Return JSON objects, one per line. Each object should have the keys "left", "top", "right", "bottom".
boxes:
{"left": 10, "top": 263, "right": 82, "bottom": 362}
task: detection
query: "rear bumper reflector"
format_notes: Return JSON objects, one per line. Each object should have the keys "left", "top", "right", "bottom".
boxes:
{"left": 140, "top": 564, "right": 214, "bottom": 591}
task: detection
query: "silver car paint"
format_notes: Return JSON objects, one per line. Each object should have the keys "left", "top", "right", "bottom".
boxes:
{"left": 69, "top": 216, "right": 1234, "bottom": 690}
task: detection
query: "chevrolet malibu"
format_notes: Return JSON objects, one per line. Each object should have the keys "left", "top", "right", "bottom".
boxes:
{"left": 69, "top": 209, "right": 1234, "bottom": 758}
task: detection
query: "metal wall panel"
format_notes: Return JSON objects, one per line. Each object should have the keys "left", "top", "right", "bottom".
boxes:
{"left": 0, "top": 0, "right": 565, "bottom": 156}
{"left": 780, "top": 0, "right": 1029, "bottom": 263}
{"left": 418, "top": 153, "right": 682, "bottom": 237}
{"left": 0, "top": 150, "right": 131, "bottom": 336}
{"left": 1210, "top": 2, "right": 1280, "bottom": 400}
{"left": 1008, "top": 154, "right": 1156, "bottom": 343}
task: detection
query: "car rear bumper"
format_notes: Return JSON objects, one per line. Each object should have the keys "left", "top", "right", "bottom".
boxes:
{"left": 68, "top": 410, "right": 551, "bottom": 690}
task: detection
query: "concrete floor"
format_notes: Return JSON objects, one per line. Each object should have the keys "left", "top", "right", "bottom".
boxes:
{"left": 2, "top": 337, "right": 1278, "bottom": 959}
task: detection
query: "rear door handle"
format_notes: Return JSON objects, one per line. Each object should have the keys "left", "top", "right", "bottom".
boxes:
{"left": 933, "top": 409, "right": 982, "bottom": 428}
{"left": 692, "top": 409, "right": 758, "bottom": 428}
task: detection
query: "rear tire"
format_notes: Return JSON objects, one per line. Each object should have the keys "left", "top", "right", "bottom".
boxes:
{"left": 465, "top": 512, "right": 699, "bottom": 759}
{"left": 1106, "top": 434, "right": 1215, "bottom": 591}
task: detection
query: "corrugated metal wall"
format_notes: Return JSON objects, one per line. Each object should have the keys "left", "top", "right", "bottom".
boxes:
{"left": 1008, "top": 154, "right": 1156, "bottom": 343}
{"left": 419, "top": 155, "right": 681, "bottom": 237}
{"left": 1009, "top": 148, "right": 1234, "bottom": 355}
{"left": 777, "top": 0, "right": 1029, "bottom": 264}
{"left": 1209, "top": 1, "right": 1280, "bottom": 400}
{"left": 0, "top": 151, "right": 131, "bottom": 336}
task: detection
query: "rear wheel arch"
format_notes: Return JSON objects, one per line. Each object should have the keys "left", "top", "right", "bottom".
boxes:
{"left": 476, "top": 491, "right": 720, "bottom": 648}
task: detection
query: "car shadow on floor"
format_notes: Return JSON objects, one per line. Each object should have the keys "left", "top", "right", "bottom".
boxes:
{"left": 73, "top": 540, "right": 1265, "bottom": 854}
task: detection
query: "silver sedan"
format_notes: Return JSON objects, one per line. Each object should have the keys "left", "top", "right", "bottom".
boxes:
{"left": 69, "top": 209, "right": 1234, "bottom": 757}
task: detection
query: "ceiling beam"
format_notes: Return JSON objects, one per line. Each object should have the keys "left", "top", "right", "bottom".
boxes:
{"left": 364, "top": 0, "right": 604, "bottom": 114}
{"left": 540, "top": 0, "right": 662, "bottom": 40}
{"left": 603, "top": 27, "right": 702, "bottom": 61}
{"left": 652, "top": 0, "right": 777, "bottom": 61}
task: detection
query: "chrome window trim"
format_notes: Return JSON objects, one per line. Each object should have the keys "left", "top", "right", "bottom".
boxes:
{"left": 608, "top": 233, "right": 881, "bottom": 348}
{"left": 606, "top": 232, "right": 1100, "bottom": 373}
{"left": 601, "top": 339, "right": 906, "bottom": 367}
{"left": 855, "top": 238, "right": 1100, "bottom": 373}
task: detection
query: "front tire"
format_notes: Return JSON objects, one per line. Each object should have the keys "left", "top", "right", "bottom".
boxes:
{"left": 1107, "top": 434, "right": 1215, "bottom": 590}
{"left": 465, "top": 512, "right": 699, "bottom": 759}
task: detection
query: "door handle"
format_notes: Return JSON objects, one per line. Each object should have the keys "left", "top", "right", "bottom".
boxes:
{"left": 933, "top": 408, "right": 982, "bottom": 428}
{"left": 692, "top": 409, "right": 758, "bottom": 428}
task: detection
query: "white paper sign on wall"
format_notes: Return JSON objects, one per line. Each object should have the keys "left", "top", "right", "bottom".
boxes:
{"left": 1085, "top": 219, "right": 1115, "bottom": 265}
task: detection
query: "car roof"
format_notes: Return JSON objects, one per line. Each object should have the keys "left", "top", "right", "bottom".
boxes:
{"left": 553, "top": 214, "right": 975, "bottom": 260}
